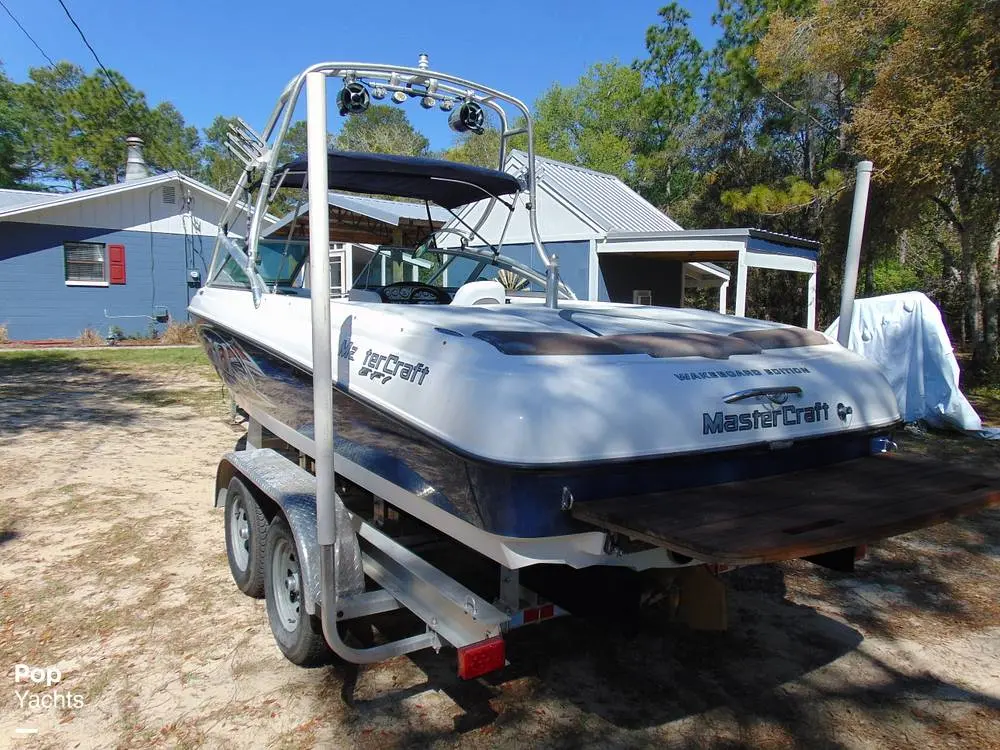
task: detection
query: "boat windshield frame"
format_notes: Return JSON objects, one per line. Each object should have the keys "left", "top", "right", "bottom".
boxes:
{"left": 352, "top": 239, "right": 572, "bottom": 298}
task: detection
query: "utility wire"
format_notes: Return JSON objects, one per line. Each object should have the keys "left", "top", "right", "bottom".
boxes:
{"left": 56, "top": 0, "right": 139, "bottom": 126}
{"left": 0, "top": 0, "right": 55, "bottom": 66}
{"left": 56, "top": 0, "right": 180, "bottom": 174}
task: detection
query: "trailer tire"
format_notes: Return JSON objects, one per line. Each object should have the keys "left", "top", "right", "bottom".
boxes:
{"left": 225, "top": 477, "right": 266, "bottom": 598}
{"left": 265, "top": 517, "right": 334, "bottom": 667}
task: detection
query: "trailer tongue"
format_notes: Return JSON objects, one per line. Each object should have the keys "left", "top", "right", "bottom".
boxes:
{"left": 572, "top": 452, "right": 1000, "bottom": 566}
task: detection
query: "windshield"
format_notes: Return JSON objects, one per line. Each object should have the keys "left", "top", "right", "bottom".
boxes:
{"left": 211, "top": 238, "right": 308, "bottom": 289}
{"left": 353, "top": 238, "right": 544, "bottom": 295}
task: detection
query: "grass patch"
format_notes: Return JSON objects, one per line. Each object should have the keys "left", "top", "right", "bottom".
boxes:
{"left": 0, "top": 346, "right": 213, "bottom": 375}
{"left": 124, "top": 387, "right": 225, "bottom": 411}
{"left": 968, "top": 384, "right": 1000, "bottom": 426}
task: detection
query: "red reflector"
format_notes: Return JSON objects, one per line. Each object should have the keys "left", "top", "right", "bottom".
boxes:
{"left": 457, "top": 636, "right": 505, "bottom": 680}
{"left": 523, "top": 607, "right": 540, "bottom": 623}
{"left": 539, "top": 603, "right": 554, "bottom": 620}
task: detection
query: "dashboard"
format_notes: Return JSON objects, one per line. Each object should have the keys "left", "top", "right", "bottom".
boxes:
{"left": 377, "top": 282, "right": 452, "bottom": 304}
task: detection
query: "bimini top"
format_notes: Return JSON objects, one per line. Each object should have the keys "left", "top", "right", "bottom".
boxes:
{"left": 271, "top": 150, "right": 522, "bottom": 209}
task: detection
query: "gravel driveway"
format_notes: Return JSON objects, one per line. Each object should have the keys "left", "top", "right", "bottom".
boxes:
{"left": 1, "top": 349, "right": 997, "bottom": 749}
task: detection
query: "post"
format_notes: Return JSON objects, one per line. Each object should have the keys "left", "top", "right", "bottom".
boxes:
{"left": 806, "top": 272, "right": 817, "bottom": 330}
{"left": 718, "top": 281, "right": 729, "bottom": 315}
{"left": 837, "top": 161, "right": 874, "bottom": 346}
{"left": 545, "top": 254, "right": 560, "bottom": 309}
{"left": 306, "top": 72, "right": 335, "bottom": 548}
{"left": 734, "top": 252, "right": 748, "bottom": 317}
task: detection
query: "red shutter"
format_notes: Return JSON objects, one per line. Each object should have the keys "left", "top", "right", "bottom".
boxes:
{"left": 108, "top": 244, "right": 126, "bottom": 284}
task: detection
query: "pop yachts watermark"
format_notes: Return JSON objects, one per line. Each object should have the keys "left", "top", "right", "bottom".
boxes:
{"left": 11, "top": 664, "right": 84, "bottom": 711}
{"left": 340, "top": 341, "right": 430, "bottom": 386}
{"left": 703, "top": 401, "right": 830, "bottom": 435}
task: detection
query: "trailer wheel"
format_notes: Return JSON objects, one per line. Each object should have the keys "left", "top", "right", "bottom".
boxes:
{"left": 265, "top": 517, "right": 334, "bottom": 667}
{"left": 225, "top": 477, "right": 266, "bottom": 598}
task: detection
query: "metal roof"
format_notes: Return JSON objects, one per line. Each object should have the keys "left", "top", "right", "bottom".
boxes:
{"left": 268, "top": 191, "right": 449, "bottom": 236}
{"left": 606, "top": 227, "right": 819, "bottom": 252}
{"left": 0, "top": 172, "right": 261, "bottom": 221}
{"left": 506, "top": 150, "right": 682, "bottom": 234}
{"left": 0, "top": 188, "right": 62, "bottom": 212}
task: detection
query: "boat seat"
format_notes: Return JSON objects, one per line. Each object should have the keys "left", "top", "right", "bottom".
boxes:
{"left": 348, "top": 288, "right": 382, "bottom": 303}
{"left": 451, "top": 280, "right": 505, "bottom": 306}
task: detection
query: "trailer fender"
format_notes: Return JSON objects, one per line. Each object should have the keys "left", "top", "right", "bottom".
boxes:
{"left": 214, "top": 449, "right": 323, "bottom": 616}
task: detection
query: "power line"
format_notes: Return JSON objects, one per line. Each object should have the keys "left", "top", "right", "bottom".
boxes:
{"left": 56, "top": 0, "right": 139, "bottom": 126}
{"left": 0, "top": 0, "right": 55, "bottom": 66}
{"left": 55, "top": 0, "right": 180, "bottom": 174}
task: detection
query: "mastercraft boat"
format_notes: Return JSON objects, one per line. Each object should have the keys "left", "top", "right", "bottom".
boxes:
{"left": 191, "top": 57, "right": 1000, "bottom": 577}
{"left": 187, "top": 66, "right": 910, "bottom": 546}
{"left": 187, "top": 56, "right": 1000, "bottom": 679}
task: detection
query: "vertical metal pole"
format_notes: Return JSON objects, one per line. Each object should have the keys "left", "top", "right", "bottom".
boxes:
{"left": 806, "top": 272, "right": 817, "bottom": 330}
{"left": 837, "top": 160, "right": 874, "bottom": 347}
{"left": 545, "top": 254, "right": 560, "bottom": 309}
{"left": 306, "top": 72, "right": 335, "bottom": 548}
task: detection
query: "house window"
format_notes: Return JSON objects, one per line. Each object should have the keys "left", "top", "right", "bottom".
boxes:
{"left": 330, "top": 254, "right": 344, "bottom": 296}
{"left": 64, "top": 242, "right": 107, "bottom": 284}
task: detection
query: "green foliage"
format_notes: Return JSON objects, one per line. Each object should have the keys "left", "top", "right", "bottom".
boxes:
{"left": 721, "top": 169, "right": 844, "bottom": 213}
{"left": 0, "top": 67, "right": 34, "bottom": 188}
{"left": 198, "top": 116, "right": 243, "bottom": 193}
{"left": 14, "top": 62, "right": 201, "bottom": 189}
{"left": 333, "top": 105, "right": 429, "bottom": 156}
{"left": 532, "top": 62, "right": 648, "bottom": 182}
{"left": 870, "top": 259, "right": 922, "bottom": 296}
{"left": 440, "top": 128, "right": 516, "bottom": 169}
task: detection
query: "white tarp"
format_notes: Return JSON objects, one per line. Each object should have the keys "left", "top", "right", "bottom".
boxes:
{"left": 825, "top": 291, "right": 997, "bottom": 438}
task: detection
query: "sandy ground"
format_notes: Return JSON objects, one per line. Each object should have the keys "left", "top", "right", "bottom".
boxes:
{"left": 0, "top": 352, "right": 998, "bottom": 749}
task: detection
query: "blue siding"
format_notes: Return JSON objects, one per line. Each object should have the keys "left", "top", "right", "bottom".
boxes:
{"left": 0, "top": 222, "right": 204, "bottom": 340}
{"left": 485, "top": 240, "right": 592, "bottom": 299}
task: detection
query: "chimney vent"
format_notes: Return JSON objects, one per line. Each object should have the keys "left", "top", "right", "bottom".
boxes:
{"left": 124, "top": 136, "right": 150, "bottom": 182}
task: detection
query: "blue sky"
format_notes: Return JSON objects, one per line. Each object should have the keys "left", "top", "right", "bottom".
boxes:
{"left": 1, "top": 0, "right": 721, "bottom": 151}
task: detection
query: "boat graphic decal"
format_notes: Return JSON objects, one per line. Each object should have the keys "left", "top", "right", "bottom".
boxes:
{"left": 358, "top": 348, "right": 430, "bottom": 386}
{"left": 675, "top": 366, "right": 810, "bottom": 382}
{"left": 703, "top": 402, "right": 831, "bottom": 435}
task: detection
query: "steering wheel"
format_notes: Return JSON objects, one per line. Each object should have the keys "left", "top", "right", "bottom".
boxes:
{"left": 379, "top": 281, "right": 452, "bottom": 305}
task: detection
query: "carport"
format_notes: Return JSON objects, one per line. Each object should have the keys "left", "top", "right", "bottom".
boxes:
{"left": 597, "top": 228, "right": 820, "bottom": 329}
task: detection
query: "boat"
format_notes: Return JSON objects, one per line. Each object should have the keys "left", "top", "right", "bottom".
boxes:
{"left": 189, "top": 58, "right": 997, "bottom": 573}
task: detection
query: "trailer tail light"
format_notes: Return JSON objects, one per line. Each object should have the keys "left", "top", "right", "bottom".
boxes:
{"left": 520, "top": 603, "right": 557, "bottom": 626}
{"left": 457, "top": 636, "right": 505, "bottom": 680}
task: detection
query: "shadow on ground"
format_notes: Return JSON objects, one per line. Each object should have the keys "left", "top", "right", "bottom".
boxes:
{"left": 314, "top": 543, "right": 1000, "bottom": 749}
{"left": 0, "top": 354, "right": 217, "bottom": 435}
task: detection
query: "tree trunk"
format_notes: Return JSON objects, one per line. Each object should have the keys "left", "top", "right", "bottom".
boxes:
{"left": 959, "top": 227, "right": 982, "bottom": 351}
{"left": 976, "top": 212, "right": 1000, "bottom": 365}
{"left": 953, "top": 160, "right": 984, "bottom": 354}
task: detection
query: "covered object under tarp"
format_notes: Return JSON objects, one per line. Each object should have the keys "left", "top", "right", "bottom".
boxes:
{"left": 826, "top": 292, "right": 997, "bottom": 437}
